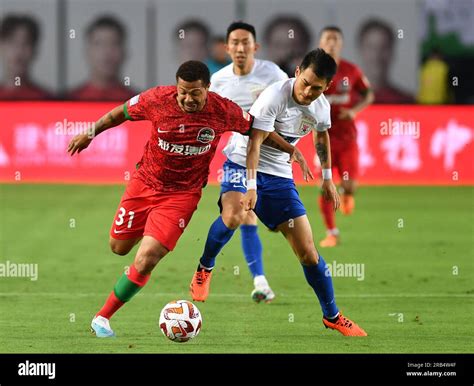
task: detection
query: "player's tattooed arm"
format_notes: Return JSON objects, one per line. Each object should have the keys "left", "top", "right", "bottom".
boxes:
{"left": 314, "top": 130, "right": 331, "bottom": 169}
{"left": 67, "top": 104, "right": 126, "bottom": 156}
{"left": 313, "top": 130, "right": 340, "bottom": 210}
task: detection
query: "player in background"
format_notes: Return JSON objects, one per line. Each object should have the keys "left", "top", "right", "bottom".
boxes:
{"left": 193, "top": 49, "right": 367, "bottom": 336}
{"left": 192, "top": 21, "right": 288, "bottom": 303}
{"left": 317, "top": 26, "right": 374, "bottom": 247}
{"left": 67, "top": 60, "right": 303, "bottom": 338}
{"left": 67, "top": 16, "right": 137, "bottom": 101}
{"left": 0, "top": 14, "right": 52, "bottom": 100}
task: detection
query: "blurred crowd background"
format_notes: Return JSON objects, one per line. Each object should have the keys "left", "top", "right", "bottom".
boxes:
{"left": 1, "top": 0, "right": 473, "bottom": 104}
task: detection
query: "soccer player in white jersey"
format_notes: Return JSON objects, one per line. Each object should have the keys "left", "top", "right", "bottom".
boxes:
{"left": 190, "top": 22, "right": 288, "bottom": 303}
{"left": 197, "top": 49, "right": 367, "bottom": 336}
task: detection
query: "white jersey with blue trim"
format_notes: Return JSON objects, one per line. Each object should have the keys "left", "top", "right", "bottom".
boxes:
{"left": 225, "top": 78, "right": 332, "bottom": 179}
{"left": 210, "top": 58, "right": 288, "bottom": 111}
{"left": 210, "top": 59, "right": 288, "bottom": 170}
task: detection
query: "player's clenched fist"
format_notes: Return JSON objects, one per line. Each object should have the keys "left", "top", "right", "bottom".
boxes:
{"left": 321, "top": 179, "right": 340, "bottom": 211}
{"left": 67, "top": 134, "right": 92, "bottom": 156}
{"left": 240, "top": 190, "right": 257, "bottom": 211}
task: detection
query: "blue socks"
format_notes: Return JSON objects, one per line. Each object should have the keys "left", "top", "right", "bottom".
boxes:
{"left": 199, "top": 216, "right": 235, "bottom": 269}
{"left": 240, "top": 225, "right": 264, "bottom": 278}
{"left": 302, "top": 254, "right": 339, "bottom": 318}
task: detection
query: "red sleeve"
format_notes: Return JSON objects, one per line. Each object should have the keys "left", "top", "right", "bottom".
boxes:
{"left": 123, "top": 87, "right": 157, "bottom": 121}
{"left": 353, "top": 66, "right": 371, "bottom": 94}
{"left": 225, "top": 99, "right": 253, "bottom": 134}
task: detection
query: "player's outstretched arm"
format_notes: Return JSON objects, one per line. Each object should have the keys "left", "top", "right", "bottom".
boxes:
{"left": 67, "top": 104, "right": 126, "bottom": 156}
{"left": 263, "top": 133, "right": 314, "bottom": 181}
{"left": 241, "top": 128, "right": 269, "bottom": 211}
{"left": 313, "top": 130, "right": 340, "bottom": 211}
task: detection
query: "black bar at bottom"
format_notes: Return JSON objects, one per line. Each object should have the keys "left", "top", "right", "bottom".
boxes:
{"left": 0, "top": 353, "right": 472, "bottom": 385}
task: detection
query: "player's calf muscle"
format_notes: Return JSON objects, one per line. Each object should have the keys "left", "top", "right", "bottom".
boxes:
{"left": 293, "top": 242, "right": 319, "bottom": 265}
{"left": 134, "top": 250, "right": 164, "bottom": 274}
{"left": 133, "top": 237, "right": 169, "bottom": 275}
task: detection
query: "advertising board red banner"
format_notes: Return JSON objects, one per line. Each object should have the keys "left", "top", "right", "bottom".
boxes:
{"left": 0, "top": 103, "right": 472, "bottom": 185}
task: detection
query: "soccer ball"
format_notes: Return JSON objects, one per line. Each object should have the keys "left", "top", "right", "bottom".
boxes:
{"left": 159, "top": 300, "right": 202, "bottom": 342}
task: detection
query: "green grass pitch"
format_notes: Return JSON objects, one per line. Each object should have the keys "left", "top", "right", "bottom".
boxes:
{"left": 0, "top": 184, "right": 472, "bottom": 353}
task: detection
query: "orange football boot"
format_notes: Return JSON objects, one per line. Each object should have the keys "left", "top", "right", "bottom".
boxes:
{"left": 319, "top": 234, "right": 339, "bottom": 248}
{"left": 340, "top": 194, "right": 355, "bottom": 215}
{"left": 190, "top": 269, "right": 213, "bottom": 302}
{"left": 323, "top": 313, "right": 367, "bottom": 336}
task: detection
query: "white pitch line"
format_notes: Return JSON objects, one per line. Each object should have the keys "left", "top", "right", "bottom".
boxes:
{"left": 0, "top": 292, "right": 472, "bottom": 298}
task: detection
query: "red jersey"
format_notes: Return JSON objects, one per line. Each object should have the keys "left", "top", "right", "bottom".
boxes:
{"left": 324, "top": 59, "right": 370, "bottom": 142}
{"left": 68, "top": 81, "right": 136, "bottom": 101}
{"left": 124, "top": 86, "right": 253, "bottom": 192}
{"left": 0, "top": 82, "right": 51, "bottom": 100}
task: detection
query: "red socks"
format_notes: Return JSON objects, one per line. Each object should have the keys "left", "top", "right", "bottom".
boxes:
{"left": 96, "top": 291, "right": 125, "bottom": 320}
{"left": 319, "top": 195, "right": 336, "bottom": 230}
{"left": 96, "top": 265, "right": 151, "bottom": 320}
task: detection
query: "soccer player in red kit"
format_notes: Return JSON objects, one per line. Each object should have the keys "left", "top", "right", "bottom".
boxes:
{"left": 318, "top": 27, "right": 374, "bottom": 247}
{"left": 67, "top": 60, "right": 302, "bottom": 337}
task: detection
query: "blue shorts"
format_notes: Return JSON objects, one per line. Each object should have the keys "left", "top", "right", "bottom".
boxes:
{"left": 219, "top": 159, "right": 306, "bottom": 230}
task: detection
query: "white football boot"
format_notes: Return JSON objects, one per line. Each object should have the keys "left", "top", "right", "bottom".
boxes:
{"left": 91, "top": 315, "right": 116, "bottom": 338}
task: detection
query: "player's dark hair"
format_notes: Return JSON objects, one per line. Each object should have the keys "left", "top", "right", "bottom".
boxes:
{"left": 357, "top": 18, "right": 394, "bottom": 48}
{"left": 300, "top": 49, "right": 337, "bottom": 82}
{"left": 0, "top": 14, "right": 40, "bottom": 45}
{"left": 86, "top": 15, "right": 126, "bottom": 42}
{"left": 319, "top": 25, "right": 343, "bottom": 38}
{"left": 263, "top": 15, "right": 311, "bottom": 45}
{"left": 176, "top": 60, "right": 210, "bottom": 85}
{"left": 226, "top": 21, "right": 256, "bottom": 42}
{"left": 175, "top": 19, "right": 210, "bottom": 42}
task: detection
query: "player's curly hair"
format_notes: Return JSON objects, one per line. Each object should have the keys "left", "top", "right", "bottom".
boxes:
{"left": 176, "top": 60, "right": 210, "bottom": 85}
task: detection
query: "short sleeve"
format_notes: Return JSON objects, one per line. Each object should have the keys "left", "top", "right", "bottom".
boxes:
{"left": 123, "top": 87, "right": 156, "bottom": 121}
{"left": 248, "top": 87, "right": 281, "bottom": 133}
{"left": 225, "top": 99, "right": 253, "bottom": 135}
{"left": 314, "top": 95, "right": 331, "bottom": 132}
{"left": 316, "top": 114, "right": 331, "bottom": 132}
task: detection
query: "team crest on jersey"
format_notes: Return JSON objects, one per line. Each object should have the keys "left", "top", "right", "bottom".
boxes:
{"left": 298, "top": 115, "right": 316, "bottom": 135}
{"left": 197, "top": 127, "right": 215, "bottom": 143}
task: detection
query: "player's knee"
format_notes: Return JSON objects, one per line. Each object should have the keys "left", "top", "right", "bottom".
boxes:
{"left": 221, "top": 210, "right": 245, "bottom": 229}
{"left": 109, "top": 239, "right": 131, "bottom": 256}
{"left": 242, "top": 210, "right": 258, "bottom": 225}
{"left": 298, "top": 244, "right": 319, "bottom": 266}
